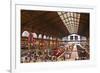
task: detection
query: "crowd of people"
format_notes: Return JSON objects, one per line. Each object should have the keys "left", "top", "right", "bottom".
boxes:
{"left": 21, "top": 42, "right": 90, "bottom": 63}
{"left": 21, "top": 43, "right": 75, "bottom": 63}
{"left": 77, "top": 43, "right": 90, "bottom": 60}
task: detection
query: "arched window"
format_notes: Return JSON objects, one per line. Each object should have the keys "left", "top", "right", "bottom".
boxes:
{"left": 43, "top": 35, "right": 46, "bottom": 39}
{"left": 38, "top": 34, "right": 42, "bottom": 39}
{"left": 32, "top": 33, "right": 37, "bottom": 38}
{"left": 50, "top": 36, "right": 52, "bottom": 40}
{"left": 70, "top": 36, "right": 73, "bottom": 40}
{"left": 46, "top": 36, "right": 49, "bottom": 39}
{"left": 75, "top": 36, "right": 78, "bottom": 40}
{"left": 22, "top": 31, "right": 29, "bottom": 37}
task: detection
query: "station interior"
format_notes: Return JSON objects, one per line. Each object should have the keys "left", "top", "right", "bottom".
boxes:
{"left": 21, "top": 10, "right": 90, "bottom": 63}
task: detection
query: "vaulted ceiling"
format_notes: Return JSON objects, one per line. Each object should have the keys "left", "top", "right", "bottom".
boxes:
{"left": 21, "top": 10, "right": 89, "bottom": 38}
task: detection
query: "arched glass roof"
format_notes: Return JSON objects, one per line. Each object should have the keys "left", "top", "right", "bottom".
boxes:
{"left": 58, "top": 12, "right": 80, "bottom": 34}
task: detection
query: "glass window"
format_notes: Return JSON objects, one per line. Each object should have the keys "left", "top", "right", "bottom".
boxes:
{"left": 75, "top": 36, "right": 78, "bottom": 40}
{"left": 60, "top": 15, "right": 64, "bottom": 20}
{"left": 74, "top": 13, "right": 77, "bottom": 18}
{"left": 77, "top": 14, "right": 80, "bottom": 19}
{"left": 64, "top": 14, "right": 67, "bottom": 18}
{"left": 58, "top": 12, "right": 62, "bottom": 15}
{"left": 70, "top": 36, "right": 73, "bottom": 40}
{"left": 57, "top": 12, "right": 80, "bottom": 34}
{"left": 22, "top": 31, "right": 29, "bottom": 37}
{"left": 32, "top": 33, "right": 37, "bottom": 38}
{"left": 70, "top": 12, "right": 73, "bottom": 17}
{"left": 43, "top": 35, "right": 46, "bottom": 39}
{"left": 38, "top": 34, "right": 42, "bottom": 39}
